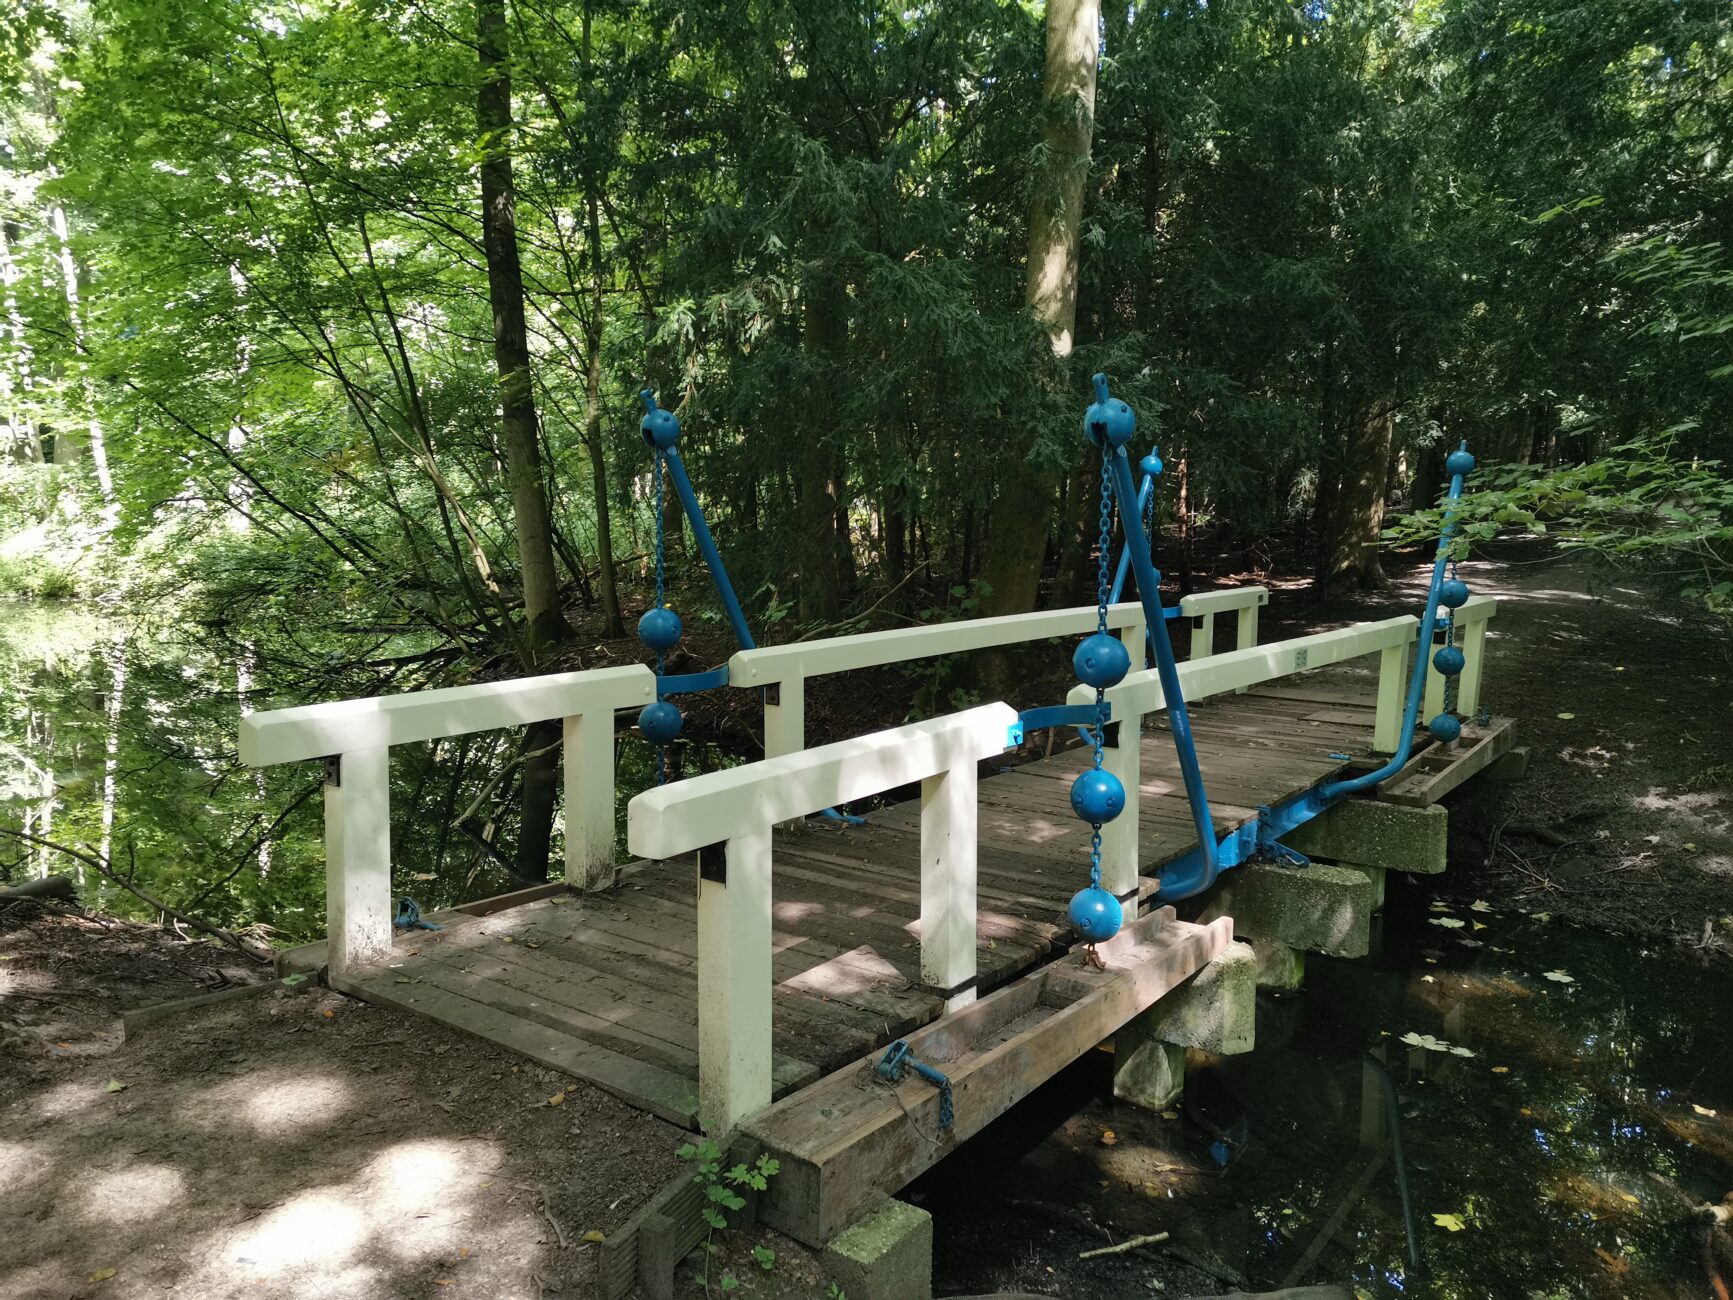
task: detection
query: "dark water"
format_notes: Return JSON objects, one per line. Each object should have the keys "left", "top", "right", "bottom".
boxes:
{"left": 916, "top": 872, "right": 1733, "bottom": 1299}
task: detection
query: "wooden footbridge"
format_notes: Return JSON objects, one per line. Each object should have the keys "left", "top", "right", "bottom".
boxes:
{"left": 245, "top": 581, "right": 1512, "bottom": 1250}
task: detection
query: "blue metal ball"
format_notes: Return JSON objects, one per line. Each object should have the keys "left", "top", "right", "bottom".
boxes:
{"left": 1073, "top": 632, "right": 1131, "bottom": 689}
{"left": 639, "top": 700, "right": 683, "bottom": 743}
{"left": 1070, "top": 769, "right": 1126, "bottom": 824}
{"left": 1433, "top": 645, "right": 1466, "bottom": 677}
{"left": 1427, "top": 713, "right": 1462, "bottom": 744}
{"left": 1068, "top": 886, "right": 1123, "bottom": 944}
{"left": 638, "top": 606, "right": 683, "bottom": 652}
{"left": 1445, "top": 448, "right": 1476, "bottom": 478}
{"left": 1083, "top": 373, "right": 1137, "bottom": 449}
{"left": 1439, "top": 578, "right": 1470, "bottom": 609}
{"left": 1141, "top": 450, "right": 1164, "bottom": 478}
{"left": 639, "top": 389, "right": 681, "bottom": 450}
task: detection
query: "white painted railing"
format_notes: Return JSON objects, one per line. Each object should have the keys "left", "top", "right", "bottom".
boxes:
{"left": 728, "top": 586, "right": 1268, "bottom": 758}
{"left": 1063, "top": 595, "right": 1497, "bottom": 895}
{"left": 1180, "top": 585, "right": 1269, "bottom": 660}
{"left": 239, "top": 664, "right": 656, "bottom": 974}
{"left": 628, "top": 702, "right": 1018, "bottom": 1134}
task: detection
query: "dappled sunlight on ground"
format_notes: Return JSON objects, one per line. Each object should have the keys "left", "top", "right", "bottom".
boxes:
{"left": 79, "top": 1161, "right": 190, "bottom": 1225}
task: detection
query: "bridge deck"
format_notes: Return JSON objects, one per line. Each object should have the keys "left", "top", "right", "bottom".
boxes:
{"left": 287, "top": 675, "right": 1399, "bottom": 1128}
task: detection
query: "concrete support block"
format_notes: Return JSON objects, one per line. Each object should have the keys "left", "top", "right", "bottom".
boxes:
{"left": 822, "top": 1197, "right": 933, "bottom": 1300}
{"left": 1112, "top": 1037, "right": 1186, "bottom": 1112}
{"left": 1337, "top": 863, "right": 1386, "bottom": 910}
{"left": 1135, "top": 940, "right": 1256, "bottom": 1056}
{"left": 1247, "top": 936, "right": 1306, "bottom": 992}
{"left": 1198, "top": 863, "right": 1376, "bottom": 959}
{"left": 1486, "top": 746, "right": 1531, "bottom": 783}
{"left": 1283, "top": 799, "right": 1447, "bottom": 875}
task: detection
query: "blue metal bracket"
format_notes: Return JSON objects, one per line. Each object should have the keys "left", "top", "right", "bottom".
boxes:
{"left": 875, "top": 1039, "right": 954, "bottom": 1129}
{"left": 655, "top": 666, "right": 732, "bottom": 699}
{"left": 1017, "top": 703, "right": 1108, "bottom": 736}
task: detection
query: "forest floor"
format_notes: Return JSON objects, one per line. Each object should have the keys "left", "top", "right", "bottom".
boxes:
{"left": 1, "top": 536, "right": 1727, "bottom": 1300}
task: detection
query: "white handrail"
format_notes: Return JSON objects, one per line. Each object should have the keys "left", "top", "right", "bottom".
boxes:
{"left": 239, "top": 664, "right": 657, "bottom": 973}
{"left": 1177, "top": 585, "right": 1269, "bottom": 660}
{"left": 628, "top": 702, "right": 1018, "bottom": 1133}
{"left": 727, "top": 585, "right": 1268, "bottom": 759}
{"left": 1068, "top": 615, "right": 1420, "bottom": 896}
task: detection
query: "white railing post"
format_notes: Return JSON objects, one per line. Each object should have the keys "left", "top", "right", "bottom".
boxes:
{"left": 919, "top": 761, "right": 978, "bottom": 1013}
{"left": 1236, "top": 600, "right": 1261, "bottom": 651}
{"left": 1373, "top": 636, "right": 1411, "bottom": 755}
{"left": 1457, "top": 611, "right": 1491, "bottom": 716}
{"left": 763, "top": 676, "right": 805, "bottom": 759}
{"left": 1190, "top": 612, "right": 1216, "bottom": 661}
{"left": 563, "top": 708, "right": 618, "bottom": 891}
{"left": 325, "top": 746, "right": 393, "bottom": 976}
{"left": 696, "top": 830, "right": 774, "bottom": 1135}
{"left": 1102, "top": 605, "right": 1146, "bottom": 897}
{"left": 1100, "top": 709, "right": 1142, "bottom": 900}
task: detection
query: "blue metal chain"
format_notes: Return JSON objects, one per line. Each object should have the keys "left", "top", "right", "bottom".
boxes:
{"left": 1443, "top": 559, "right": 1460, "bottom": 715}
{"left": 653, "top": 450, "right": 669, "bottom": 785}
{"left": 1089, "top": 445, "right": 1113, "bottom": 891}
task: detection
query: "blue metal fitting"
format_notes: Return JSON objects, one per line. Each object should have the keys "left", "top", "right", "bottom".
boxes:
{"left": 1141, "top": 449, "right": 1163, "bottom": 478}
{"left": 1445, "top": 448, "right": 1476, "bottom": 478}
{"left": 1073, "top": 632, "right": 1131, "bottom": 689}
{"left": 1427, "top": 713, "right": 1462, "bottom": 744}
{"left": 1433, "top": 645, "right": 1466, "bottom": 677}
{"left": 638, "top": 699, "right": 683, "bottom": 743}
{"left": 1070, "top": 769, "right": 1126, "bottom": 824}
{"left": 640, "top": 389, "right": 681, "bottom": 450}
{"left": 638, "top": 606, "right": 683, "bottom": 652}
{"left": 1439, "top": 578, "right": 1470, "bottom": 609}
{"left": 1083, "top": 373, "right": 1137, "bottom": 449}
{"left": 1068, "top": 885, "right": 1123, "bottom": 943}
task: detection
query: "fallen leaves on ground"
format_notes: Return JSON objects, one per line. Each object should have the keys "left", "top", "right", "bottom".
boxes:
{"left": 1100, "top": 1128, "right": 1118, "bottom": 1146}
{"left": 89, "top": 1269, "right": 117, "bottom": 1282}
{"left": 1432, "top": 1212, "right": 1468, "bottom": 1232}
{"left": 104, "top": 1079, "right": 127, "bottom": 1093}
{"left": 1429, "top": 917, "right": 1466, "bottom": 929}
{"left": 1400, "top": 1031, "right": 1476, "bottom": 1058}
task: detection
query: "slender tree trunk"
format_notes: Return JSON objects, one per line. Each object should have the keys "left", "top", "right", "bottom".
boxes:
{"left": 478, "top": 0, "right": 571, "bottom": 884}
{"left": 580, "top": 4, "right": 623, "bottom": 637}
{"left": 477, "top": 0, "right": 572, "bottom": 658}
{"left": 798, "top": 269, "right": 848, "bottom": 622}
{"left": 981, "top": 0, "right": 1101, "bottom": 616}
{"left": 1051, "top": 457, "right": 1098, "bottom": 604}
{"left": 1318, "top": 394, "right": 1396, "bottom": 594}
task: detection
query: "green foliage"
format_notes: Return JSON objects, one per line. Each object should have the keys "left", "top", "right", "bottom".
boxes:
{"left": 676, "top": 1140, "right": 780, "bottom": 1296}
{"left": 1390, "top": 428, "right": 1733, "bottom": 614}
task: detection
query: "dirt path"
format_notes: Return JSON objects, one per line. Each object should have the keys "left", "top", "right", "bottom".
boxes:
{"left": 1275, "top": 538, "right": 1732, "bottom": 950}
{"left": 0, "top": 912, "right": 689, "bottom": 1300}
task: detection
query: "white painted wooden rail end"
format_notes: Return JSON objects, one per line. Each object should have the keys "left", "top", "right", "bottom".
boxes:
{"left": 239, "top": 664, "right": 656, "bottom": 975}
{"left": 628, "top": 702, "right": 1018, "bottom": 1134}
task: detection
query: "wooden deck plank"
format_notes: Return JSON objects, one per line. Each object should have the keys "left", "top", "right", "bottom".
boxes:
{"left": 311, "top": 669, "right": 1424, "bottom": 1130}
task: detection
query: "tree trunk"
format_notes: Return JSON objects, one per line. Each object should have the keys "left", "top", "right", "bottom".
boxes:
{"left": 979, "top": 0, "right": 1101, "bottom": 617}
{"left": 477, "top": 0, "right": 572, "bottom": 658}
{"left": 1051, "top": 456, "right": 1099, "bottom": 605}
{"left": 1317, "top": 394, "right": 1396, "bottom": 595}
{"left": 798, "top": 269, "right": 849, "bottom": 622}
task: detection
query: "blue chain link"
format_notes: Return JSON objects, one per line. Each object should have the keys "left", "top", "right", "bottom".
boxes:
{"left": 653, "top": 450, "right": 669, "bottom": 785}
{"left": 1443, "top": 559, "right": 1460, "bottom": 716}
{"left": 1089, "top": 445, "right": 1113, "bottom": 891}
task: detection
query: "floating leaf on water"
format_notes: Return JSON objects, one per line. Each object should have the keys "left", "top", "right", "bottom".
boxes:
{"left": 1448, "top": 1045, "right": 1477, "bottom": 1058}
{"left": 1429, "top": 900, "right": 1451, "bottom": 912}
{"left": 412, "top": 872, "right": 436, "bottom": 881}
{"left": 1429, "top": 917, "right": 1466, "bottom": 929}
{"left": 1432, "top": 1212, "right": 1468, "bottom": 1232}
{"left": 1472, "top": 921, "right": 1487, "bottom": 931}
{"left": 1491, "top": 1066, "right": 1510, "bottom": 1074}
{"left": 1684, "top": 842, "right": 1698, "bottom": 851}
{"left": 1420, "top": 975, "right": 1437, "bottom": 983}
{"left": 1556, "top": 712, "right": 1575, "bottom": 720}
{"left": 1471, "top": 900, "right": 1494, "bottom": 913}
{"left": 1692, "top": 1103, "right": 1718, "bottom": 1117}
{"left": 1534, "top": 912, "right": 1552, "bottom": 923}
{"left": 1542, "top": 970, "right": 1575, "bottom": 984}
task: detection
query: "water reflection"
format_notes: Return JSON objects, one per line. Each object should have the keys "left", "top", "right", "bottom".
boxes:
{"left": 919, "top": 874, "right": 1733, "bottom": 1299}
